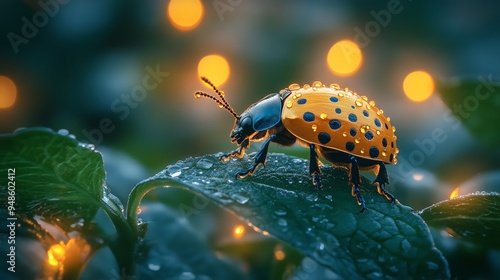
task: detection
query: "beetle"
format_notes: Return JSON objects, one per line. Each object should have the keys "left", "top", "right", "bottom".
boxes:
{"left": 195, "top": 77, "right": 399, "bottom": 212}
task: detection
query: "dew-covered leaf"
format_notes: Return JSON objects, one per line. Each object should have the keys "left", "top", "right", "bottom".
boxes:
{"left": 0, "top": 128, "right": 123, "bottom": 232}
{"left": 437, "top": 76, "right": 500, "bottom": 148}
{"left": 419, "top": 192, "right": 500, "bottom": 249}
{"left": 130, "top": 153, "right": 450, "bottom": 279}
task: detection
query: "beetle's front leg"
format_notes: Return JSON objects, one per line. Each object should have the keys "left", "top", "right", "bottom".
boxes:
{"left": 220, "top": 139, "right": 249, "bottom": 162}
{"left": 236, "top": 135, "right": 276, "bottom": 179}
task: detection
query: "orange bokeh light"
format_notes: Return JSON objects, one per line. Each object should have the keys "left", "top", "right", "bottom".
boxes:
{"left": 197, "top": 54, "right": 230, "bottom": 88}
{"left": 327, "top": 40, "right": 363, "bottom": 76}
{"left": 167, "top": 0, "right": 204, "bottom": 31}
{"left": 403, "top": 70, "right": 435, "bottom": 102}
{"left": 0, "top": 75, "right": 17, "bottom": 109}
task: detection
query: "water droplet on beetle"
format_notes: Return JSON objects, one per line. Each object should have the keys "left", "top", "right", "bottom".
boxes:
{"left": 286, "top": 101, "right": 293, "bottom": 108}
{"left": 330, "top": 83, "right": 340, "bottom": 90}
{"left": 303, "top": 84, "right": 311, "bottom": 89}
{"left": 355, "top": 100, "right": 363, "bottom": 107}
{"left": 355, "top": 138, "right": 360, "bottom": 144}
{"left": 376, "top": 130, "right": 381, "bottom": 135}
{"left": 360, "top": 126, "right": 366, "bottom": 134}
{"left": 311, "top": 124, "right": 318, "bottom": 132}
{"left": 369, "top": 100, "right": 376, "bottom": 107}
{"left": 320, "top": 113, "right": 327, "bottom": 119}
{"left": 360, "top": 148, "right": 365, "bottom": 154}
{"left": 195, "top": 92, "right": 202, "bottom": 98}
{"left": 366, "top": 104, "right": 372, "bottom": 110}
{"left": 342, "top": 132, "right": 347, "bottom": 137}
{"left": 392, "top": 126, "right": 397, "bottom": 132}
{"left": 338, "top": 92, "right": 344, "bottom": 97}
{"left": 312, "top": 81, "right": 323, "bottom": 88}
{"left": 288, "top": 83, "right": 300, "bottom": 90}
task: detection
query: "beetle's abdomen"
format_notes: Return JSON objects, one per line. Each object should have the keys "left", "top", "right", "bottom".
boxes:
{"left": 281, "top": 82, "right": 399, "bottom": 164}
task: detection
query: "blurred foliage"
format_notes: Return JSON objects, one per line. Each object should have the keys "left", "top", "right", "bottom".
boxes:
{"left": 437, "top": 77, "right": 500, "bottom": 148}
{"left": 420, "top": 193, "right": 500, "bottom": 249}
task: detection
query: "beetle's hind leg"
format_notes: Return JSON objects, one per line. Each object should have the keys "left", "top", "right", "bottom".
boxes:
{"left": 349, "top": 156, "right": 367, "bottom": 213}
{"left": 309, "top": 144, "right": 322, "bottom": 188}
{"left": 373, "top": 162, "right": 395, "bottom": 203}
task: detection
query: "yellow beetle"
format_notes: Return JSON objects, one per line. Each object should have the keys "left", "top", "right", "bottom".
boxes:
{"left": 195, "top": 77, "right": 399, "bottom": 212}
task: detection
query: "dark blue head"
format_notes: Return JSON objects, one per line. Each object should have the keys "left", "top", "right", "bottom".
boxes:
{"left": 195, "top": 77, "right": 282, "bottom": 145}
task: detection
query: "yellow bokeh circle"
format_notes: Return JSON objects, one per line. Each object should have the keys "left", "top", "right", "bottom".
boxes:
{"left": 403, "top": 71, "right": 434, "bottom": 102}
{"left": 197, "top": 54, "right": 230, "bottom": 87}
{"left": 167, "top": 0, "right": 204, "bottom": 31}
{"left": 0, "top": 75, "right": 17, "bottom": 109}
{"left": 327, "top": 40, "right": 363, "bottom": 76}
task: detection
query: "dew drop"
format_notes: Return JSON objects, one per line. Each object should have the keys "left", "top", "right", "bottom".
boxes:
{"left": 274, "top": 209, "right": 287, "bottom": 216}
{"left": 382, "top": 151, "right": 387, "bottom": 157}
{"left": 360, "top": 148, "right": 365, "bottom": 154}
{"left": 195, "top": 93, "right": 202, "bottom": 98}
{"left": 342, "top": 132, "right": 347, "bottom": 137}
{"left": 196, "top": 158, "right": 214, "bottom": 169}
{"left": 311, "top": 124, "right": 318, "bottom": 132}
{"left": 286, "top": 101, "right": 293, "bottom": 108}
{"left": 338, "top": 92, "right": 344, "bottom": 97}
{"left": 296, "top": 93, "right": 302, "bottom": 98}
{"left": 166, "top": 165, "right": 183, "bottom": 177}
{"left": 320, "top": 113, "right": 327, "bottom": 119}
{"left": 58, "top": 129, "right": 69, "bottom": 136}
{"left": 306, "top": 193, "right": 319, "bottom": 202}
{"left": 355, "top": 138, "right": 360, "bottom": 144}
{"left": 218, "top": 104, "right": 224, "bottom": 109}
{"left": 278, "top": 218, "right": 288, "bottom": 227}
{"left": 355, "top": 100, "right": 363, "bottom": 107}
{"left": 231, "top": 193, "right": 249, "bottom": 204}
{"left": 148, "top": 263, "right": 161, "bottom": 271}
{"left": 360, "top": 126, "right": 367, "bottom": 134}
{"left": 387, "top": 117, "right": 391, "bottom": 122}
{"left": 392, "top": 126, "right": 397, "bottom": 132}
{"left": 366, "top": 104, "right": 372, "bottom": 110}
{"left": 369, "top": 100, "right": 376, "bottom": 107}
{"left": 288, "top": 83, "right": 301, "bottom": 90}
{"left": 361, "top": 95, "right": 368, "bottom": 101}
{"left": 376, "top": 130, "right": 381, "bottom": 135}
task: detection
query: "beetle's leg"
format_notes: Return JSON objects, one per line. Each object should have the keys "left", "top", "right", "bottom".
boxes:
{"left": 236, "top": 135, "right": 276, "bottom": 179}
{"left": 309, "top": 144, "right": 322, "bottom": 189}
{"left": 349, "top": 156, "right": 367, "bottom": 213}
{"left": 373, "top": 163, "right": 395, "bottom": 203}
{"left": 220, "top": 138, "right": 249, "bottom": 162}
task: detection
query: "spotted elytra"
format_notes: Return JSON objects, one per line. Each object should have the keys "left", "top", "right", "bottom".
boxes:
{"left": 195, "top": 77, "right": 399, "bottom": 212}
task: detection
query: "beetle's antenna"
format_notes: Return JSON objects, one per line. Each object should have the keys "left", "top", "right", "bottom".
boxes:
{"left": 194, "top": 77, "right": 240, "bottom": 119}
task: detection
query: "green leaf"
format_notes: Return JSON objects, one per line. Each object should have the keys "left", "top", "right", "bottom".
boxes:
{"left": 0, "top": 128, "right": 123, "bottom": 232}
{"left": 129, "top": 153, "right": 450, "bottom": 279}
{"left": 419, "top": 192, "right": 500, "bottom": 249}
{"left": 437, "top": 76, "right": 500, "bottom": 147}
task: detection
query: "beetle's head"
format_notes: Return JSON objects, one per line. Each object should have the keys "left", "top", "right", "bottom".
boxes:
{"left": 195, "top": 77, "right": 282, "bottom": 145}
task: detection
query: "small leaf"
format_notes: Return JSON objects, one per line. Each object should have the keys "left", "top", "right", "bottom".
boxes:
{"left": 0, "top": 128, "right": 122, "bottom": 232}
{"left": 131, "top": 153, "right": 450, "bottom": 279}
{"left": 437, "top": 76, "right": 500, "bottom": 147}
{"left": 419, "top": 192, "right": 500, "bottom": 249}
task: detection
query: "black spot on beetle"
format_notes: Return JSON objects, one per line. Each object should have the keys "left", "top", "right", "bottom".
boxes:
{"left": 330, "top": 97, "right": 338, "bottom": 103}
{"left": 363, "top": 110, "right": 369, "bottom": 117}
{"left": 303, "top": 112, "right": 315, "bottom": 122}
{"left": 297, "top": 98, "right": 307, "bottom": 104}
{"left": 365, "top": 131, "right": 374, "bottom": 140}
{"left": 335, "top": 108, "right": 341, "bottom": 114}
{"left": 369, "top": 146, "right": 379, "bottom": 158}
{"left": 382, "top": 138, "right": 387, "bottom": 147}
{"left": 350, "top": 127, "right": 357, "bottom": 137}
{"left": 346, "top": 142, "right": 355, "bottom": 151}
{"left": 389, "top": 153, "right": 394, "bottom": 162}
{"left": 318, "top": 132, "right": 331, "bottom": 144}
{"left": 385, "top": 123, "right": 389, "bottom": 129}
{"left": 374, "top": 118, "right": 381, "bottom": 127}
{"left": 329, "top": 119, "right": 341, "bottom": 130}
{"left": 348, "top": 113, "right": 357, "bottom": 122}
